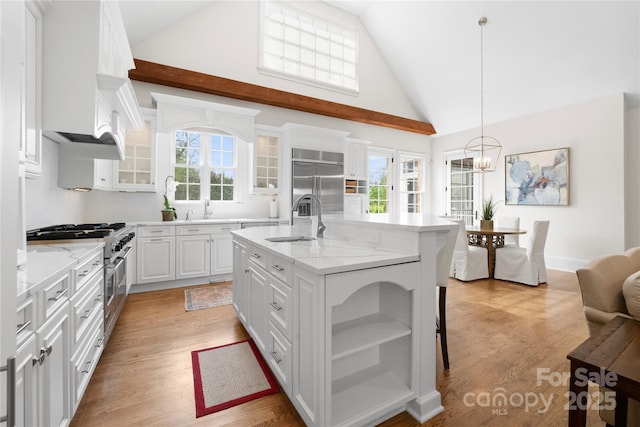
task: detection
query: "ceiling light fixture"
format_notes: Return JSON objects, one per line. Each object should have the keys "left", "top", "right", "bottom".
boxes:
{"left": 465, "top": 17, "right": 502, "bottom": 173}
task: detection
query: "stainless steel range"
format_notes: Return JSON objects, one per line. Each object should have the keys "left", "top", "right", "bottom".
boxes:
{"left": 27, "top": 222, "right": 136, "bottom": 345}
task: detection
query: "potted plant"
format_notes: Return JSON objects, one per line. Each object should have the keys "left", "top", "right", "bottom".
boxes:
{"left": 481, "top": 195, "right": 498, "bottom": 230}
{"left": 162, "top": 176, "right": 179, "bottom": 221}
{"left": 162, "top": 194, "right": 177, "bottom": 221}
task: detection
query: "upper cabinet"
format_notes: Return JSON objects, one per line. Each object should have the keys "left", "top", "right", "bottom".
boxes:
{"left": 22, "top": 1, "right": 45, "bottom": 178}
{"left": 345, "top": 138, "right": 369, "bottom": 181}
{"left": 111, "top": 109, "right": 157, "bottom": 192}
{"left": 42, "top": 0, "right": 142, "bottom": 161}
{"left": 253, "top": 126, "right": 281, "bottom": 194}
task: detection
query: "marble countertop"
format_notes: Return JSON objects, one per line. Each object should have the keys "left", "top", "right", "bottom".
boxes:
{"left": 135, "top": 217, "right": 286, "bottom": 227}
{"left": 323, "top": 212, "right": 458, "bottom": 232}
{"left": 19, "top": 242, "right": 104, "bottom": 297}
{"left": 232, "top": 225, "right": 419, "bottom": 275}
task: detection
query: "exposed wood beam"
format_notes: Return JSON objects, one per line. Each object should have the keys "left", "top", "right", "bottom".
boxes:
{"left": 129, "top": 59, "right": 436, "bottom": 136}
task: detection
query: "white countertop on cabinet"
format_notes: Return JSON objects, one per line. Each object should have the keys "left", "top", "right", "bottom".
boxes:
{"left": 231, "top": 225, "right": 419, "bottom": 275}
{"left": 135, "top": 217, "right": 285, "bottom": 226}
{"left": 324, "top": 212, "right": 457, "bottom": 232}
{"left": 19, "top": 242, "right": 104, "bottom": 297}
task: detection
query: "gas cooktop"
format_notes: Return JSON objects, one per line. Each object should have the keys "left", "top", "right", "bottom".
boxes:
{"left": 26, "top": 223, "right": 127, "bottom": 241}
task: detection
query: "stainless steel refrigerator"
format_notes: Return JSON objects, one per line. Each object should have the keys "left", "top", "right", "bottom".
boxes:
{"left": 292, "top": 148, "right": 344, "bottom": 216}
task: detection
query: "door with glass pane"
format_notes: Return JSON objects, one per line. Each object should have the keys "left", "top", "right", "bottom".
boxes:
{"left": 368, "top": 149, "right": 393, "bottom": 214}
{"left": 444, "top": 151, "right": 482, "bottom": 226}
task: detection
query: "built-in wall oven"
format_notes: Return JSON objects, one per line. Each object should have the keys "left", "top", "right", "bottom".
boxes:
{"left": 27, "top": 222, "right": 136, "bottom": 345}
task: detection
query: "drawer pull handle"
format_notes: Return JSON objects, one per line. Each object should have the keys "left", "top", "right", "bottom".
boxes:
{"left": 150, "top": 230, "right": 163, "bottom": 233}
{"left": 188, "top": 229, "right": 200, "bottom": 232}
{"left": 81, "top": 309, "right": 93, "bottom": 319}
{"left": 269, "top": 302, "right": 283, "bottom": 311}
{"left": 32, "top": 347, "right": 48, "bottom": 366}
{"left": 78, "top": 269, "right": 90, "bottom": 277}
{"left": 81, "top": 360, "right": 93, "bottom": 374}
{"left": 16, "top": 320, "right": 31, "bottom": 335}
{"left": 271, "top": 265, "right": 284, "bottom": 272}
{"left": 95, "top": 338, "right": 103, "bottom": 348}
{"left": 251, "top": 253, "right": 261, "bottom": 259}
{"left": 270, "top": 351, "right": 282, "bottom": 364}
{"left": 48, "top": 288, "right": 68, "bottom": 302}
{"left": 93, "top": 260, "right": 102, "bottom": 266}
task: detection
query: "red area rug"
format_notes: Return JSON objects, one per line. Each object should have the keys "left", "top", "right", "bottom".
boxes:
{"left": 191, "top": 339, "right": 279, "bottom": 417}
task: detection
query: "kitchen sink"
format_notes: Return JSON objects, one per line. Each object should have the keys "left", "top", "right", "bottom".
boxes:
{"left": 265, "top": 235, "right": 316, "bottom": 243}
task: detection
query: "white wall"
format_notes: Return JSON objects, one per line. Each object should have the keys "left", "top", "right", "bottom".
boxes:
{"left": 25, "top": 137, "right": 85, "bottom": 229}
{"left": 625, "top": 103, "right": 640, "bottom": 249}
{"left": 131, "top": 0, "right": 421, "bottom": 120}
{"left": 430, "top": 93, "right": 632, "bottom": 270}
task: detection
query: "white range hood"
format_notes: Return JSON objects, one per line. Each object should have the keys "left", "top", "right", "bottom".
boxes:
{"left": 42, "top": 0, "right": 142, "bottom": 161}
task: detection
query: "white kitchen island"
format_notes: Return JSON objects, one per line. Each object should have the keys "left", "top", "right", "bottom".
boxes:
{"left": 231, "top": 214, "right": 456, "bottom": 427}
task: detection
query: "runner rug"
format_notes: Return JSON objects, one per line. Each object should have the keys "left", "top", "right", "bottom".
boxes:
{"left": 191, "top": 339, "right": 279, "bottom": 417}
{"left": 184, "top": 283, "right": 232, "bottom": 311}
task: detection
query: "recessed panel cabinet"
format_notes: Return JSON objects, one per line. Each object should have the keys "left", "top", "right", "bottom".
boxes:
{"left": 136, "top": 226, "right": 176, "bottom": 284}
{"left": 112, "top": 109, "right": 156, "bottom": 192}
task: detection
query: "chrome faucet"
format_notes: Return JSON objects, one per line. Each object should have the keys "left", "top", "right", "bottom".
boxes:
{"left": 292, "top": 193, "right": 326, "bottom": 238}
{"left": 204, "top": 198, "right": 213, "bottom": 219}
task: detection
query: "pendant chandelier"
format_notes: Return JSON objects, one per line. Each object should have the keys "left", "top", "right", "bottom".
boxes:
{"left": 465, "top": 17, "right": 502, "bottom": 173}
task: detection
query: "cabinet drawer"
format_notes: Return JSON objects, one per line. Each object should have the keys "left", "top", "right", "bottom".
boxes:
{"left": 70, "top": 272, "right": 103, "bottom": 347}
{"left": 71, "top": 312, "right": 104, "bottom": 410}
{"left": 248, "top": 245, "right": 269, "bottom": 270}
{"left": 177, "top": 223, "right": 240, "bottom": 235}
{"left": 269, "top": 254, "right": 292, "bottom": 284}
{"left": 138, "top": 226, "right": 175, "bottom": 237}
{"left": 16, "top": 296, "right": 35, "bottom": 345}
{"left": 41, "top": 273, "right": 71, "bottom": 325}
{"left": 73, "top": 250, "right": 103, "bottom": 294}
{"left": 267, "top": 322, "right": 292, "bottom": 397}
{"left": 268, "top": 277, "right": 292, "bottom": 342}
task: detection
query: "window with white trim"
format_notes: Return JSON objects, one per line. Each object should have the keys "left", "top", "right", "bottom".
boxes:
{"left": 368, "top": 149, "right": 393, "bottom": 214}
{"left": 173, "top": 130, "right": 236, "bottom": 201}
{"left": 261, "top": 1, "right": 358, "bottom": 92}
{"left": 398, "top": 153, "right": 425, "bottom": 214}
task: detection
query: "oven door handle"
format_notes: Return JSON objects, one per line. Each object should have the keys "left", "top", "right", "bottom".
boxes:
{"left": 116, "top": 246, "right": 133, "bottom": 261}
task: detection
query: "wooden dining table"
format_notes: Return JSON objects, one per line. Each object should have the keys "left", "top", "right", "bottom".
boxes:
{"left": 466, "top": 226, "right": 527, "bottom": 278}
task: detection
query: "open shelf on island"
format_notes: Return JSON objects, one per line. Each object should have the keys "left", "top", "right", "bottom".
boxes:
{"left": 331, "top": 364, "right": 414, "bottom": 426}
{"left": 332, "top": 313, "right": 411, "bottom": 360}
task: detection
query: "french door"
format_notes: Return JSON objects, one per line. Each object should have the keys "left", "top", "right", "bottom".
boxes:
{"left": 444, "top": 151, "right": 483, "bottom": 226}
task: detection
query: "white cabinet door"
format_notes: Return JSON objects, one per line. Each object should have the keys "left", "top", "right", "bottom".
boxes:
{"left": 176, "top": 234, "right": 210, "bottom": 279}
{"left": 23, "top": 1, "right": 43, "bottom": 178}
{"left": 15, "top": 333, "right": 37, "bottom": 427}
{"left": 93, "top": 159, "right": 111, "bottom": 190}
{"left": 36, "top": 301, "right": 71, "bottom": 427}
{"left": 232, "top": 240, "right": 249, "bottom": 326}
{"left": 112, "top": 109, "right": 157, "bottom": 192}
{"left": 345, "top": 141, "right": 368, "bottom": 180}
{"left": 211, "top": 233, "right": 234, "bottom": 275}
{"left": 253, "top": 126, "right": 281, "bottom": 193}
{"left": 136, "top": 237, "right": 175, "bottom": 284}
{"left": 248, "top": 265, "right": 268, "bottom": 354}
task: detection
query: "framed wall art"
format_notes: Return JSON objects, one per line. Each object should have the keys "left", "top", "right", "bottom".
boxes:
{"left": 505, "top": 147, "right": 569, "bottom": 206}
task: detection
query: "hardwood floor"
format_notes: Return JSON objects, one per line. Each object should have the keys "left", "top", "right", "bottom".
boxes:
{"left": 71, "top": 271, "right": 605, "bottom": 426}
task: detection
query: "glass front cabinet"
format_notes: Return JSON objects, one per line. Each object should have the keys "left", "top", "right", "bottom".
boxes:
{"left": 252, "top": 126, "right": 281, "bottom": 193}
{"left": 112, "top": 108, "right": 157, "bottom": 192}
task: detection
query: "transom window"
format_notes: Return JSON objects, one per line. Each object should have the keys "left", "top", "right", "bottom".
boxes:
{"left": 261, "top": 1, "right": 358, "bottom": 92}
{"left": 173, "top": 130, "right": 236, "bottom": 201}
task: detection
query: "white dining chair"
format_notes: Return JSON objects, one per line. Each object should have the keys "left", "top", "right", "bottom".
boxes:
{"left": 494, "top": 216, "right": 520, "bottom": 247}
{"left": 494, "top": 220, "right": 550, "bottom": 286}
{"left": 450, "top": 219, "right": 489, "bottom": 281}
{"left": 435, "top": 220, "right": 458, "bottom": 369}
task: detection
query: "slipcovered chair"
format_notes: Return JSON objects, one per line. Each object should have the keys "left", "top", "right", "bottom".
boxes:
{"left": 494, "top": 216, "right": 520, "bottom": 247}
{"left": 435, "top": 220, "right": 459, "bottom": 369}
{"left": 576, "top": 247, "right": 640, "bottom": 425}
{"left": 494, "top": 220, "right": 549, "bottom": 286}
{"left": 450, "top": 219, "right": 489, "bottom": 281}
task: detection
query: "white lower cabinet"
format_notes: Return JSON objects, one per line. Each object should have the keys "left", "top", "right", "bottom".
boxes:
{"left": 136, "top": 226, "right": 176, "bottom": 284}
{"left": 37, "top": 300, "right": 71, "bottom": 427}
{"left": 232, "top": 234, "right": 419, "bottom": 427}
{"left": 176, "top": 234, "right": 210, "bottom": 279}
{"left": 232, "top": 240, "right": 249, "bottom": 326}
{"left": 15, "top": 333, "right": 37, "bottom": 427}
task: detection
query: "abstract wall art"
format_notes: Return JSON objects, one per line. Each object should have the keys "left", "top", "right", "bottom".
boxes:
{"left": 505, "top": 147, "right": 569, "bottom": 206}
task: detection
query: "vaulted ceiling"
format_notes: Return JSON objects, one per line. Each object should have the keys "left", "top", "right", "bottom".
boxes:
{"left": 119, "top": 1, "right": 640, "bottom": 136}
